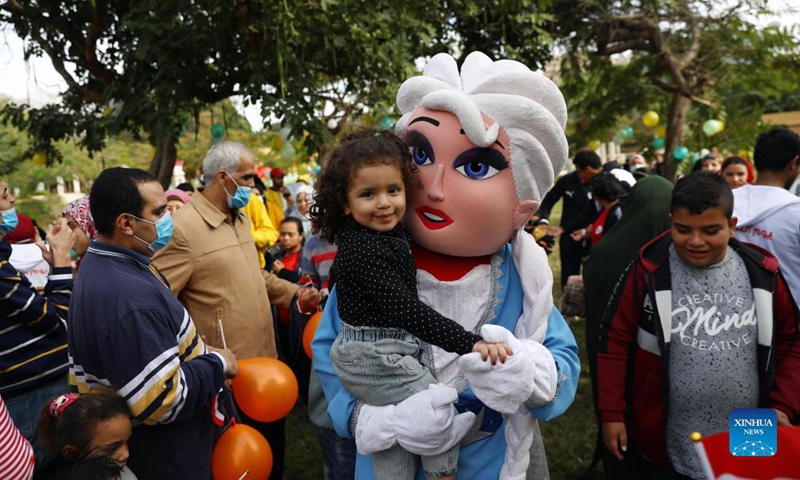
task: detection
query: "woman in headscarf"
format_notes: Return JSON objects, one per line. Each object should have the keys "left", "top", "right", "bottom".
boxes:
{"left": 62, "top": 197, "right": 97, "bottom": 262}
{"left": 285, "top": 185, "right": 313, "bottom": 237}
{"left": 582, "top": 175, "right": 674, "bottom": 479}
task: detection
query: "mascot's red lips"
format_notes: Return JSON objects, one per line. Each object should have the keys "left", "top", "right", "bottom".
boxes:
{"left": 416, "top": 207, "right": 453, "bottom": 230}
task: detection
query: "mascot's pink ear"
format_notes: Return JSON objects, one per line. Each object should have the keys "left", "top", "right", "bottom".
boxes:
{"left": 513, "top": 200, "right": 540, "bottom": 230}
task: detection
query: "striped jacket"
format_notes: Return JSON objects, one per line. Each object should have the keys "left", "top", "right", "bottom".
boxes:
{"left": 597, "top": 232, "right": 800, "bottom": 468}
{"left": 0, "top": 239, "right": 72, "bottom": 397}
{"left": 68, "top": 241, "right": 226, "bottom": 479}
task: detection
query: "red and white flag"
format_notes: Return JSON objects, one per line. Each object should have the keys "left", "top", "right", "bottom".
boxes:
{"left": 693, "top": 427, "right": 800, "bottom": 479}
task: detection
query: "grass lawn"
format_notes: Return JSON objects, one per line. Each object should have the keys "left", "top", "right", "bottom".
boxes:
{"left": 285, "top": 201, "right": 602, "bottom": 479}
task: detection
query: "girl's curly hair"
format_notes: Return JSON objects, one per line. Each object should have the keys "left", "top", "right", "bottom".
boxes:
{"left": 310, "top": 127, "right": 417, "bottom": 244}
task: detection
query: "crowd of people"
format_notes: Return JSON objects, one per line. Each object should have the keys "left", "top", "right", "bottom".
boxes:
{"left": 0, "top": 47, "right": 798, "bottom": 480}
{"left": 555, "top": 128, "right": 800, "bottom": 479}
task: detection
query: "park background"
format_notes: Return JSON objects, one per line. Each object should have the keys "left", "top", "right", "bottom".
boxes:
{"left": 2, "top": 1, "right": 800, "bottom": 478}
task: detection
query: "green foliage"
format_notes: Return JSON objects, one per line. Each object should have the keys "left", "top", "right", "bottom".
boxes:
{"left": 1, "top": 0, "right": 557, "bottom": 181}
{"left": 14, "top": 196, "right": 62, "bottom": 226}
{"left": 551, "top": 0, "right": 800, "bottom": 170}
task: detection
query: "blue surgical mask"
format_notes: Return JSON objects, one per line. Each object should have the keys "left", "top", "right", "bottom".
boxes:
{"left": 131, "top": 211, "right": 174, "bottom": 252}
{"left": 0, "top": 208, "right": 19, "bottom": 235}
{"left": 225, "top": 173, "right": 252, "bottom": 209}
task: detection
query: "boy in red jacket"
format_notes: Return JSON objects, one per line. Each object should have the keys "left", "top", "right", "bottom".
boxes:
{"left": 597, "top": 172, "right": 800, "bottom": 479}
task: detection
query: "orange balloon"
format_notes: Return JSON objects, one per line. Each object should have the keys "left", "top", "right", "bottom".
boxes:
{"left": 232, "top": 357, "right": 298, "bottom": 422}
{"left": 212, "top": 423, "right": 272, "bottom": 480}
{"left": 303, "top": 311, "right": 323, "bottom": 359}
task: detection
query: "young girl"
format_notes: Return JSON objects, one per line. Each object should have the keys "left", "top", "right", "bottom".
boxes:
{"left": 571, "top": 174, "right": 625, "bottom": 246}
{"left": 311, "top": 128, "right": 510, "bottom": 480}
{"left": 720, "top": 155, "right": 755, "bottom": 189}
{"left": 37, "top": 393, "right": 136, "bottom": 480}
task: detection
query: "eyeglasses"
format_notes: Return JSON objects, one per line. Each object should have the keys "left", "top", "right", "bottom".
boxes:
{"left": 282, "top": 193, "right": 291, "bottom": 198}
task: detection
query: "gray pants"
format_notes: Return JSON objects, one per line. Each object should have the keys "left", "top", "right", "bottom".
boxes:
{"left": 331, "top": 323, "right": 458, "bottom": 479}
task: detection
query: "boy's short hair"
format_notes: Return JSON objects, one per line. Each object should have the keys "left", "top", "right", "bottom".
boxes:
{"left": 753, "top": 128, "right": 800, "bottom": 172}
{"left": 573, "top": 150, "right": 601, "bottom": 170}
{"left": 592, "top": 174, "right": 625, "bottom": 202}
{"left": 671, "top": 171, "right": 733, "bottom": 219}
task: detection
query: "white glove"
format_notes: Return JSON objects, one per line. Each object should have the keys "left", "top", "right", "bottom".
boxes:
{"left": 354, "top": 384, "right": 476, "bottom": 456}
{"left": 459, "top": 324, "right": 557, "bottom": 414}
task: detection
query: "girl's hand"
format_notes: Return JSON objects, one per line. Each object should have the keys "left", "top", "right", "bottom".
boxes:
{"left": 570, "top": 228, "right": 587, "bottom": 241}
{"left": 273, "top": 259, "right": 284, "bottom": 273}
{"left": 472, "top": 340, "right": 513, "bottom": 365}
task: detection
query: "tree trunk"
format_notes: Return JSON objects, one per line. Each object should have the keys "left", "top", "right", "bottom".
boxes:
{"left": 317, "top": 142, "right": 333, "bottom": 168}
{"left": 148, "top": 134, "right": 178, "bottom": 188}
{"left": 663, "top": 93, "right": 692, "bottom": 182}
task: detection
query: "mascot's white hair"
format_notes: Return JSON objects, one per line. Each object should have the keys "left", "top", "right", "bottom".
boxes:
{"left": 395, "top": 51, "right": 568, "bottom": 202}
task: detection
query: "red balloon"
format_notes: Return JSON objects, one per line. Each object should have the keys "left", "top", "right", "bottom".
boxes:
{"left": 232, "top": 357, "right": 298, "bottom": 422}
{"left": 303, "top": 311, "right": 323, "bottom": 359}
{"left": 212, "top": 423, "right": 272, "bottom": 480}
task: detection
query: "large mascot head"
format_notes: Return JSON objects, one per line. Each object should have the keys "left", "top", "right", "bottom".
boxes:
{"left": 396, "top": 52, "right": 568, "bottom": 257}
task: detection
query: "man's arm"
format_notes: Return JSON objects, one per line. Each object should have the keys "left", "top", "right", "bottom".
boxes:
{"left": 101, "top": 308, "right": 227, "bottom": 425}
{"left": 152, "top": 226, "right": 194, "bottom": 295}
{"left": 262, "top": 271, "right": 301, "bottom": 309}
{"left": 0, "top": 259, "right": 72, "bottom": 335}
{"left": 534, "top": 175, "right": 565, "bottom": 223}
{"left": 769, "top": 271, "right": 800, "bottom": 422}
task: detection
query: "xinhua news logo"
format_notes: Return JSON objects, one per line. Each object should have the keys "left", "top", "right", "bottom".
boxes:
{"left": 729, "top": 408, "right": 777, "bottom": 457}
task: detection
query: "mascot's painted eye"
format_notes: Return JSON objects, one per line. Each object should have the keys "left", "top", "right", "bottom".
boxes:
{"left": 456, "top": 161, "right": 500, "bottom": 180}
{"left": 410, "top": 145, "right": 433, "bottom": 166}
{"left": 453, "top": 149, "right": 508, "bottom": 180}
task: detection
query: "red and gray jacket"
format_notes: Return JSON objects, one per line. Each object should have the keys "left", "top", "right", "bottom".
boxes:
{"left": 597, "top": 231, "right": 800, "bottom": 468}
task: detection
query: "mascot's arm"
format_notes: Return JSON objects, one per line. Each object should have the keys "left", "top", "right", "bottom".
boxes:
{"left": 459, "top": 306, "right": 579, "bottom": 418}
{"left": 311, "top": 288, "right": 356, "bottom": 439}
{"left": 526, "top": 307, "right": 579, "bottom": 421}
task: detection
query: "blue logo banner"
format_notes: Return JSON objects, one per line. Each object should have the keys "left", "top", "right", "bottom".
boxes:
{"left": 729, "top": 408, "right": 777, "bottom": 456}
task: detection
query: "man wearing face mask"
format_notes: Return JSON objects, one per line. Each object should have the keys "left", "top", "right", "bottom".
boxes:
{"left": 0, "top": 182, "right": 75, "bottom": 473}
{"left": 153, "top": 141, "right": 321, "bottom": 479}
{"left": 68, "top": 168, "right": 237, "bottom": 479}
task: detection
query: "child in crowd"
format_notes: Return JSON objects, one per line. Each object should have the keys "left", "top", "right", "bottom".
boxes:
{"left": 597, "top": 172, "right": 800, "bottom": 479}
{"left": 269, "top": 217, "right": 306, "bottom": 284}
{"left": 37, "top": 393, "right": 136, "bottom": 480}
{"left": 571, "top": 173, "right": 625, "bottom": 247}
{"left": 310, "top": 128, "right": 510, "bottom": 480}
{"left": 692, "top": 153, "right": 722, "bottom": 174}
{"left": 720, "top": 156, "right": 755, "bottom": 189}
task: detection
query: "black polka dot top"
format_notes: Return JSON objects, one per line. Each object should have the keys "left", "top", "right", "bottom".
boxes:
{"left": 334, "top": 217, "right": 482, "bottom": 355}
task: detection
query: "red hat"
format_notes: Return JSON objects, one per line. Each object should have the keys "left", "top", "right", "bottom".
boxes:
{"left": 270, "top": 167, "right": 285, "bottom": 178}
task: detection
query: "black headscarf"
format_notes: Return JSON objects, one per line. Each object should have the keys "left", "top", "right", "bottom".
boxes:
{"left": 581, "top": 175, "right": 673, "bottom": 477}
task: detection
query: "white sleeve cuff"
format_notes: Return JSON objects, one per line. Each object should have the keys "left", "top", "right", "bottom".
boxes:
{"left": 48, "top": 274, "right": 73, "bottom": 281}
{"left": 210, "top": 351, "right": 227, "bottom": 374}
{"left": 523, "top": 340, "right": 559, "bottom": 407}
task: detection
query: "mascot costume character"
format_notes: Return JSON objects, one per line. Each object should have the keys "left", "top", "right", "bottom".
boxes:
{"left": 313, "top": 51, "right": 580, "bottom": 479}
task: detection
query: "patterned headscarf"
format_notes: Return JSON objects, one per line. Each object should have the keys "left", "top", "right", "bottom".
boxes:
{"left": 63, "top": 196, "right": 97, "bottom": 240}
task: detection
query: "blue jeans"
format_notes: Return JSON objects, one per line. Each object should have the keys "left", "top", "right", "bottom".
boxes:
{"left": 317, "top": 427, "right": 357, "bottom": 480}
{"left": 331, "top": 323, "right": 458, "bottom": 479}
{"left": 5, "top": 377, "right": 69, "bottom": 473}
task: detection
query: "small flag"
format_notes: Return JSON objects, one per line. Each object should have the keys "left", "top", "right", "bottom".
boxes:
{"left": 692, "top": 427, "right": 800, "bottom": 479}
